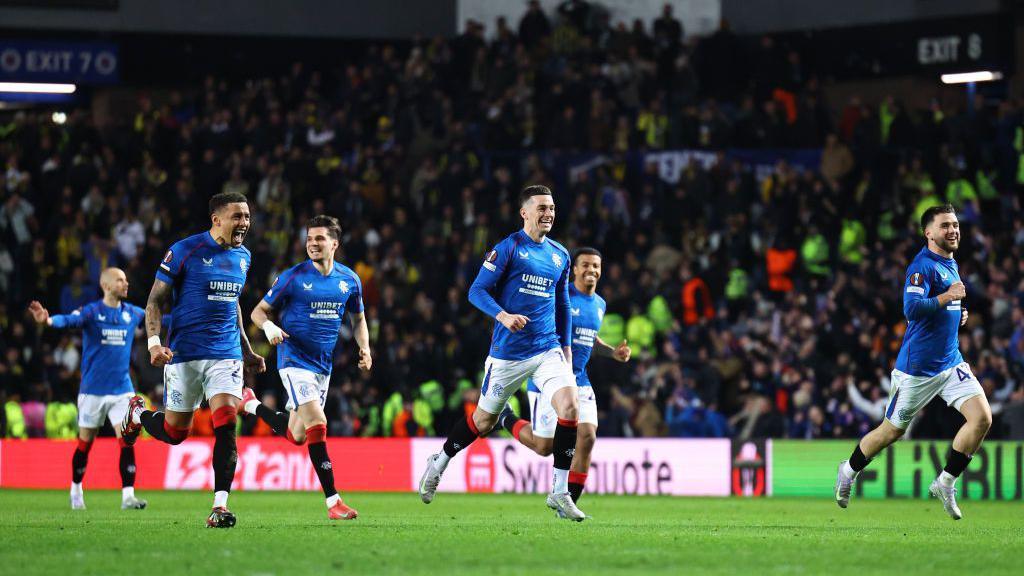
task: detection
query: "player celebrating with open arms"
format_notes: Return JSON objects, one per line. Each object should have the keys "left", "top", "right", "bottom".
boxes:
{"left": 28, "top": 267, "right": 148, "bottom": 511}
{"left": 418, "top": 185, "right": 587, "bottom": 521}
{"left": 497, "top": 247, "right": 631, "bottom": 511}
{"left": 120, "top": 191, "right": 265, "bottom": 528}
{"left": 241, "top": 215, "right": 371, "bottom": 520}
{"left": 835, "top": 205, "right": 991, "bottom": 519}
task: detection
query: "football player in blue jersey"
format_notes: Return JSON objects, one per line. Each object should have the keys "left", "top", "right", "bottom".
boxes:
{"left": 418, "top": 185, "right": 587, "bottom": 521}
{"left": 28, "top": 267, "right": 148, "bottom": 511}
{"left": 120, "top": 191, "right": 266, "bottom": 528}
{"left": 497, "top": 247, "right": 631, "bottom": 510}
{"left": 241, "top": 215, "right": 371, "bottom": 521}
{"left": 835, "top": 205, "right": 991, "bottom": 519}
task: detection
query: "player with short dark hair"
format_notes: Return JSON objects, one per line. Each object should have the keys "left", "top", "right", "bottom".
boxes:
{"left": 497, "top": 247, "right": 631, "bottom": 511}
{"left": 835, "top": 204, "right": 991, "bottom": 519}
{"left": 121, "top": 191, "right": 265, "bottom": 528}
{"left": 242, "top": 214, "right": 371, "bottom": 520}
{"left": 28, "top": 267, "right": 148, "bottom": 511}
{"left": 418, "top": 185, "right": 587, "bottom": 521}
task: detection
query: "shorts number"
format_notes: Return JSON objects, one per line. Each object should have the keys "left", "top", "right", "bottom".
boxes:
{"left": 956, "top": 367, "right": 971, "bottom": 382}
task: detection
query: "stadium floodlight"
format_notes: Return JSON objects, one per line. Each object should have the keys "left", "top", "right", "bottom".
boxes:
{"left": 51, "top": 111, "right": 67, "bottom": 125}
{"left": 0, "top": 82, "right": 77, "bottom": 94}
{"left": 940, "top": 71, "right": 1003, "bottom": 84}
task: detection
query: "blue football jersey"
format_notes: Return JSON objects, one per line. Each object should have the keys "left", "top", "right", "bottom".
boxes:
{"left": 50, "top": 300, "right": 145, "bottom": 395}
{"left": 528, "top": 284, "right": 606, "bottom": 392}
{"left": 155, "top": 231, "right": 251, "bottom": 363}
{"left": 262, "top": 260, "right": 363, "bottom": 375}
{"left": 895, "top": 246, "right": 965, "bottom": 377}
{"left": 468, "top": 230, "right": 572, "bottom": 361}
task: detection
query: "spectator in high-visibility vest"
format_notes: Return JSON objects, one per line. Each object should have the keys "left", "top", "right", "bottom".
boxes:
{"left": 766, "top": 246, "right": 796, "bottom": 292}
{"left": 680, "top": 266, "right": 714, "bottom": 325}
{"left": 4, "top": 400, "right": 26, "bottom": 438}
{"left": 801, "top": 227, "right": 830, "bottom": 277}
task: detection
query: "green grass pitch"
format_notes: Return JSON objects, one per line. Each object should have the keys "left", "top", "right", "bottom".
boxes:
{"left": 1, "top": 490, "right": 1022, "bottom": 575}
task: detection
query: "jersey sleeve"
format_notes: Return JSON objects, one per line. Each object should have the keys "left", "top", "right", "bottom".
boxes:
{"left": 155, "top": 239, "right": 189, "bottom": 284}
{"left": 554, "top": 252, "right": 572, "bottom": 348}
{"left": 263, "top": 266, "right": 298, "bottom": 309}
{"left": 467, "top": 239, "right": 513, "bottom": 318}
{"left": 50, "top": 307, "right": 87, "bottom": 329}
{"left": 348, "top": 272, "right": 364, "bottom": 314}
{"left": 903, "top": 263, "right": 939, "bottom": 320}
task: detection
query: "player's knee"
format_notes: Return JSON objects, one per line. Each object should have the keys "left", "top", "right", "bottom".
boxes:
{"left": 974, "top": 410, "right": 993, "bottom": 433}
{"left": 557, "top": 403, "right": 578, "bottom": 422}
{"left": 166, "top": 428, "right": 190, "bottom": 445}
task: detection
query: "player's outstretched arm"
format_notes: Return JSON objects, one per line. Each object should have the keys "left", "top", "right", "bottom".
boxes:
{"left": 146, "top": 279, "right": 174, "bottom": 366}
{"left": 594, "top": 336, "right": 631, "bottom": 362}
{"left": 251, "top": 300, "right": 288, "bottom": 345}
{"left": 349, "top": 311, "right": 372, "bottom": 371}
{"left": 238, "top": 302, "right": 266, "bottom": 373}
{"left": 27, "top": 301, "right": 53, "bottom": 326}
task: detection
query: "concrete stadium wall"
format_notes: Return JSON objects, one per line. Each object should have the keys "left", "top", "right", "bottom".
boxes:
{"left": 0, "top": 0, "right": 457, "bottom": 39}
{"left": 723, "top": 0, "right": 1002, "bottom": 35}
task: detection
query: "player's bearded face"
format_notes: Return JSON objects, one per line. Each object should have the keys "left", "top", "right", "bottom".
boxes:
{"left": 216, "top": 203, "right": 251, "bottom": 247}
{"left": 929, "top": 215, "right": 960, "bottom": 252}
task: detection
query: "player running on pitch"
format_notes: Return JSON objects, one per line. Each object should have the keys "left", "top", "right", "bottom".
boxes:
{"left": 241, "top": 215, "right": 371, "bottom": 520}
{"left": 418, "top": 185, "right": 586, "bottom": 521}
{"left": 120, "top": 191, "right": 265, "bottom": 528}
{"left": 497, "top": 247, "right": 630, "bottom": 512}
{"left": 28, "top": 267, "right": 148, "bottom": 511}
{"left": 835, "top": 204, "right": 991, "bottom": 519}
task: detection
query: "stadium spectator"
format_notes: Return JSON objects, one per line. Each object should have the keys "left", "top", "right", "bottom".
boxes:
{"left": 2, "top": 5, "right": 1024, "bottom": 445}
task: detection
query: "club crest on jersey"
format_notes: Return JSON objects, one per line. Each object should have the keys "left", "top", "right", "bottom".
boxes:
{"left": 202, "top": 257, "right": 214, "bottom": 266}
{"left": 909, "top": 273, "right": 923, "bottom": 286}
{"left": 551, "top": 253, "right": 562, "bottom": 267}
{"left": 339, "top": 280, "right": 350, "bottom": 294}
{"left": 240, "top": 259, "right": 249, "bottom": 273}
{"left": 303, "top": 282, "right": 314, "bottom": 291}
{"left": 598, "top": 309, "right": 604, "bottom": 321}
{"left": 163, "top": 250, "right": 173, "bottom": 264}
{"left": 122, "top": 311, "right": 131, "bottom": 322}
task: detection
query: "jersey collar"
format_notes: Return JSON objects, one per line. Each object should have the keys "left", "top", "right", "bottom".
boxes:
{"left": 921, "top": 245, "right": 955, "bottom": 264}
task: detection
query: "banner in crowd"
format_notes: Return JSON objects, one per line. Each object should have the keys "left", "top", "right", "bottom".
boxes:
{"left": 771, "top": 440, "right": 1024, "bottom": 501}
{"left": 0, "top": 437, "right": 732, "bottom": 495}
{"left": 410, "top": 437, "right": 731, "bottom": 496}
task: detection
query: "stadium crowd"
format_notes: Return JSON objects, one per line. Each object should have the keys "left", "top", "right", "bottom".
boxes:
{"left": 2, "top": 0, "right": 1024, "bottom": 441}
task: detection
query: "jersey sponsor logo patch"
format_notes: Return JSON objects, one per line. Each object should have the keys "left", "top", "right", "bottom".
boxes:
{"left": 163, "top": 250, "right": 174, "bottom": 264}
{"left": 909, "top": 272, "right": 923, "bottom": 286}
{"left": 483, "top": 250, "right": 498, "bottom": 271}
{"left": 339, "top": 280, "right": 350, "bottom": 294}
{"left": 552, "top": 252, "right": 562, "bottom": 267}
{"left": 906, "top": 286, "right": 925, "bottom": 295}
